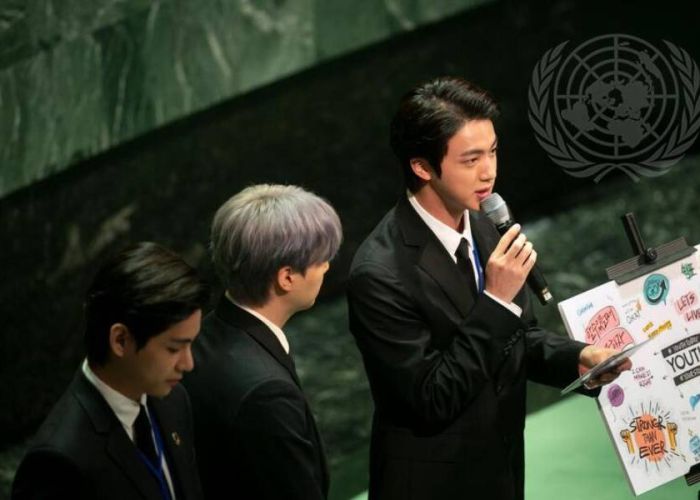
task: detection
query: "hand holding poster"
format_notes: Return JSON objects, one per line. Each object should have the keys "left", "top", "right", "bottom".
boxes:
{"left": 559, "top": 251, "right": 700, "bottom": 495}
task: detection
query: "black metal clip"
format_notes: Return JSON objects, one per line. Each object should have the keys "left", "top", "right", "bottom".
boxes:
{"left": 605, "top": 212, "right": 695, "bottom": 284}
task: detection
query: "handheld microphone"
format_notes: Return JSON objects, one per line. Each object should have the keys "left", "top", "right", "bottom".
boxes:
{"left": 480, "top": 193, "right": 553, "bottom": 305}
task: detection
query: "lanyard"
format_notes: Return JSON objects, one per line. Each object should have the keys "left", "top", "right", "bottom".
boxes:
{"left": 136, "top": 410, "right": 173, "bottom": 500}
{"left": 471, "top": 241, "right": 484, "bottom": 293}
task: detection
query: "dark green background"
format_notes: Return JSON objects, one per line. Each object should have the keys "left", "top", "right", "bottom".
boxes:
{"left": 1, "top": 0, "right": 699, "bottom": 498}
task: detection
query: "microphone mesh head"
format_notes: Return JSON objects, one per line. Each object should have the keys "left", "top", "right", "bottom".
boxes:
{"left": 480, "top": 193, "right": 510, "bottom": 226}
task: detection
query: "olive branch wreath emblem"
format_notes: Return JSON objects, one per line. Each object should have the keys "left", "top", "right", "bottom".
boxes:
{"left": 528, "top": 40, "right": 700, "bottom": 182}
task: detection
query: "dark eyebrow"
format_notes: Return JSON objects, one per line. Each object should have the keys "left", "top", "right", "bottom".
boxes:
{"left": 168, "top": 338, "right": 194, "bottom": 345}
{"left": 458, "top": 138, "right": 498, "bottom": 157}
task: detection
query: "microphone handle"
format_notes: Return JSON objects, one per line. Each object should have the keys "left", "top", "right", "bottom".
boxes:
{"left": 495, "top": 221, "right": 553, "bottom": 305}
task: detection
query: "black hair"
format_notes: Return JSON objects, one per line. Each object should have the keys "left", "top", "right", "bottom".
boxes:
{"left": 390, "top": 76, "right": 500, "bottom": 191}
{"left": 84, "top": 242, "right": 209, "bottom": 365}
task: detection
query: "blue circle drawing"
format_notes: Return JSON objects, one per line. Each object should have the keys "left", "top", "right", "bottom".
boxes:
{"left": 643, "top": 273, "right": 669, "bottom": 305}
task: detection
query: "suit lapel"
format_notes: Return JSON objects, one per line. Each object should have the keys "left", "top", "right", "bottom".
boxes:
{"left": 105, "top": 430, "right": 162, "bottom": 500}
{"left": 72, "top": 372, "right": 161, "bottom": 500}
{"left": 418, "top": 237, "right": 476, "bottom": 316}
{"left": 215, "top": 298, "right": 328, "bottom": 488}
{"left": 470, "top": 211, "right": 498, "bottom": 273}
{"left": 397, "top": 198, "right": 478, "bottom": 317}
{"left": 309, "top": 411, "right": 331, "bottom": 494}
{"left": 470, "top": 211, "right": 531, "bottom": 312}
{"left": 215, "top": 297, "right": 302, "bottom": 387}
{"left": 149, "top": 397, "right": 188, "bottom": 500}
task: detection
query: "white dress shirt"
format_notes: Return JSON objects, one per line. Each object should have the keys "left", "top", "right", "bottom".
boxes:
{"left": 226, "top": 293, "right": 290, "bottom": 354}
{"left": 82, "top": 360, "right": 177, "bottom": 499}
{"left": 408, "top": 194, "right": 522, "bottom": 317}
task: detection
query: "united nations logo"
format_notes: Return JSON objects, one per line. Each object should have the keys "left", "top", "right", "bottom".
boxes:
{"left": 528, "top": 34, "right": 700, "bottom": 181}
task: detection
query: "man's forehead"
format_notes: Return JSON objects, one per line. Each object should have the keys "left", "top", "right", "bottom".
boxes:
{"left": 454, "top": 118, "right": 495, "bottom": 134}
{"left": 449, "top": 121, "right": 497, "bottom": 151}
{"left": 153, "top": 326, "right": 200, "bottom": 343}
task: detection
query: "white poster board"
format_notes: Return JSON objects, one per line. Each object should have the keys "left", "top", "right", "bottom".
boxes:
{"left": 558, "top": 249, "right": 700, "bottom": 495}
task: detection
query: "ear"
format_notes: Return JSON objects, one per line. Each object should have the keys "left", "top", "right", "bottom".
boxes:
{"left": 409, "top": 158, "right": 433, "bottom": 182}
{"left": 109, "top": 323, "right": 133, "bottom": 359}
{"left": 275, "top": 266, "right": 295, "bottom": 293}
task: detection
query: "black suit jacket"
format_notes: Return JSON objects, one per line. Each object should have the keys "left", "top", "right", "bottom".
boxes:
{"left": 183, "top": 298, "right": 329, "bottom": 500}
{"left": 12, "top": 371, "right": 203, "bottom": 500}
{"left": 347, "top": 197, "right": 588, "bottom": 500}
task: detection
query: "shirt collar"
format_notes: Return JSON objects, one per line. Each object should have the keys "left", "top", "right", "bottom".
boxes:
{"left": 407, "top": 192, "right": 474, "bottom": 260}
{"left": 226, "top": 293, "right": 290, "bottom": 354}
{"left": 82, "top": 359, "right": 145, "bottom": 440}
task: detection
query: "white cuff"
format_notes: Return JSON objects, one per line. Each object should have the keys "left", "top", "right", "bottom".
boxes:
{"left": 484, "top": 291, "right": 523, "bottom": 318}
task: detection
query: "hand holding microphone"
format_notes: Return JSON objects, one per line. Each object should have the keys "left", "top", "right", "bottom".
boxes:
{"left": 480, "top": 193, "right": 553, "bottom": 306}
{"left": 481, "top": 222, "right": 538, "bottom": 304}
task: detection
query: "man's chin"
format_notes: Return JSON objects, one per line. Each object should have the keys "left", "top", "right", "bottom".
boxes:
{"left": 297, "top": 299, "right": 317, "bottom": 312}
{"left": 464, "top": 200, "right": 482, "bottom": 212}
{"left": 148, "top": 386, "right": 173, "bottom": 398}
{"left": 455, "top": 196, "right": 481, "bottom": 212}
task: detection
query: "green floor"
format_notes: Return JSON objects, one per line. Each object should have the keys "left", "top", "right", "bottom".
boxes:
{"left": 344, "top": 395, "right": 695, "bottom": 500}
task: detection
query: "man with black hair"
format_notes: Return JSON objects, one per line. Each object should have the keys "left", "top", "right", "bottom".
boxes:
{"left": 12, "top": 242, "right": 209, "bottom": 500}
{"left": 347, "top": 77, "right": 630, "bottom": 500}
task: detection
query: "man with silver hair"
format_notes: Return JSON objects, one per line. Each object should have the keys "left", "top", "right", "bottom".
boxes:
{"left": 183, "top": 184, "right": 342, "bottom": 500}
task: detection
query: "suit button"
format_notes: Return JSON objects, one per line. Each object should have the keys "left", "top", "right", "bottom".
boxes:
{"left": 496, "top": 383, "right": 504, "bottom": 393}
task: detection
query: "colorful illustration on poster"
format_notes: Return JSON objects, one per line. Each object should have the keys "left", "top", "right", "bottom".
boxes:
{"left": 584, "top": 305, "right": 634, "bottom": 349}
{"left": 618, "top": 401, "right": 685, "bottom": 472}
{"left": 681, "top": 262, "right": 697, "bottom": 280}
{"left": 674, "top": 290, "right": 700, "bottom": 323}
{"left": 644, "top": 274, "right": 670, "bottom": 305}
{"left": 608, "top": 384, "right": 625, "bottom": 407}
{"left": 661, "top": 334, "right": 700, "bottom": 387}
{"left": 632, "top": 366, "right": 654, "bottom": 388}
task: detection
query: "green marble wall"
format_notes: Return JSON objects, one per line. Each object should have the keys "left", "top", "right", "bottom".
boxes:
{"left": 1, "top": 0, "right": 699, "bottom": 497}
{"left": 0, "top": 0, "right": 490, "bottom": 198}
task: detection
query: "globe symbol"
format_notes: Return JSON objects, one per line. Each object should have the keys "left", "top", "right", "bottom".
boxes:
{"left": 553, "top": 34, "right": 680, "bottom": 161}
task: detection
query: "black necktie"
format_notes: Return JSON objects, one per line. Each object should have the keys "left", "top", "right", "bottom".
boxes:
{"left": 134, "top": 404, "right": 158, "bottom": 465}
{"left": 456, "top": 238, "right": 478, "bottom": 294}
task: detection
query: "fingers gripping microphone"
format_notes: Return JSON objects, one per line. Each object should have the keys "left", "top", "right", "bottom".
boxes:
{"left": 480, "top": 193, "right": 553, "bottom": 305}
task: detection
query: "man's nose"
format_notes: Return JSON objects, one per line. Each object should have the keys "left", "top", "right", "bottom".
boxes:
{"left": 480, "top": 155, "right": 496, "bottom": 180}
{"left": 178, "top": 346, "right": 195, "bottom": 372}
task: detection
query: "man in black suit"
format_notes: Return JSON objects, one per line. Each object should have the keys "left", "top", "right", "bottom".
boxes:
{"left": 347, "top": 77, "right": 631, "bottom": 500}
{"left": 183, "top": 184, "right": 342, "bottom": 500}
{"left": 12, "top": 242, "right": 209, "bottom": 500}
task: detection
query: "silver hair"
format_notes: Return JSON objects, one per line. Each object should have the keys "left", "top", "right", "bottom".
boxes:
{"left": 211, "top": 184, "right": 343, "bottom": 305}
